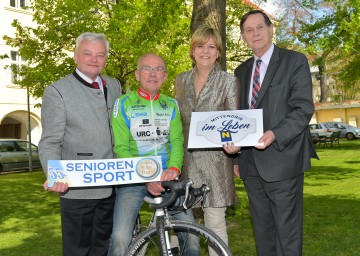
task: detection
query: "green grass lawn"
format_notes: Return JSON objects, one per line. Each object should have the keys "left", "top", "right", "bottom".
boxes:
{"left": 0, "top": 139, "right": 359, "bottom": 255}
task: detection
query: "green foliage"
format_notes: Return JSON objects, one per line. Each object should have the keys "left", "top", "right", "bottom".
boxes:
{"left": 269, "top": 0, "right": 360, "bottom": 100}
{"left": 226, "top": 0, "right": 254, "bottom": 71}
{"left": 276, "top": 0, "right": 360, "bottom": 100}
{"left": 3, "top": 0, "right": 192, "bottom": 98}
{"left": 3, "top": 0, "right": 262, "bottom": 99}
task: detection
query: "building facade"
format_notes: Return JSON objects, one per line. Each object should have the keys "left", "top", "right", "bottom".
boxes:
{"left": 310, "top": 67, "right": 360, "bottom": 127}
{"left": 0, "top": 0, "right": 42, "bottom": 145}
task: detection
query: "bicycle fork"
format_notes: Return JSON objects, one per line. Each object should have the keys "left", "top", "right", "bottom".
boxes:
{"left": 154, "top": 197, "right": 173, "bottom": 256}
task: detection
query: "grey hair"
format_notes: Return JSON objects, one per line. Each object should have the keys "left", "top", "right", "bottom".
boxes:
{"left": 75, "top": 32, "right": 109, "bottom": 55}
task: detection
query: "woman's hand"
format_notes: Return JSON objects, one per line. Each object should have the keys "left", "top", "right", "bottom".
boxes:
{"left": 223, "top": 142, "right": 241, "bottom": 154}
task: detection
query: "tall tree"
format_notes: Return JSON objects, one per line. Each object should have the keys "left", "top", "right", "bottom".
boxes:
{"left": 191, "top": 0, "right": 227, "bottom": 70}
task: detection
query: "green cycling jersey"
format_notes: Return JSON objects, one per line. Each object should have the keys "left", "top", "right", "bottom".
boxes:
{"left": 112, "top": 89, "right": 184, "bottom": 173}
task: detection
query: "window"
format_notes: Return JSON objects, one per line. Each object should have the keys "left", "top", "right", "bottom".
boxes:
{"left": 10, "top": 0, "right": 28, "bottom": 8}
{"left": 16, "top": 141, "right": 30, "bottom": 151}
{"left": 10, "top": 50, "right": 26, "bottom": 84}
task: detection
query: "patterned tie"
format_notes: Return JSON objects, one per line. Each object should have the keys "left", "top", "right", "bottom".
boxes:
{"left": 250, "top": 59, "right": 262, "bottom": 109}
{"left": 92, "top": 81, "right": 100, "bottom": 89}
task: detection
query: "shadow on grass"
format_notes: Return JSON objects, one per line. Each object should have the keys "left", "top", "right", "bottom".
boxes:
{"left": 313, "top": 138, "right": 360, "bottom": 151}
{"left": 305, "top": 165, "right": 360, "bottom": 186}
{"left": 344, "top": 160, "right": 360, "bottom": 164}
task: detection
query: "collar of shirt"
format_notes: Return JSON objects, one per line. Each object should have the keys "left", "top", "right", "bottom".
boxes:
{"left": 248, "top": 43, "right": 275, "bottom": 107}
{"left": 254, "top": 43, "right": 274, "bottom": 72}
{"left": 75, "top": 68, "right": 104, "bottom": 92}
{"left": 137, "top": 88, "right": 160, "bottom": 100}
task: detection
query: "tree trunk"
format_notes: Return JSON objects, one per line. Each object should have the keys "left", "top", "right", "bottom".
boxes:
{"left": 318, "top": 62, "right": 328, "bottom": 102}
{"left": 191, "top": 0, "right": 226, "bottom": 70}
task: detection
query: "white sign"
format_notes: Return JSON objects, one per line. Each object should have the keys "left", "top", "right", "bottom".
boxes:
{"left": 188, "top": 109, "right": 263, "bottom": 148}
{"left": 47, "top": 156, "right": 163, "bottom": 188}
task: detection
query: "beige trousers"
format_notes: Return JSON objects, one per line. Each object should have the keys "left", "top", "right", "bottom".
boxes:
{"left": 204, "top": 207, "right": 228, "bottom": 256}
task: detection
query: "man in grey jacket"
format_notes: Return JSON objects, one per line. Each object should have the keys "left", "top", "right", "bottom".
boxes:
{"left": 39, "top": 32, "right": 122, "bottom": 256}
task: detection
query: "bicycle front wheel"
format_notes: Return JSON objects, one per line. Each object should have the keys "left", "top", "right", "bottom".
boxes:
{"left": 126, "top": 220, "right": 232, "bottom": 256}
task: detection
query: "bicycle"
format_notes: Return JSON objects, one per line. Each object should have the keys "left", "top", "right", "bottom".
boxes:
{"left": 126, "top": 179, "right": 232, "bottom": 256}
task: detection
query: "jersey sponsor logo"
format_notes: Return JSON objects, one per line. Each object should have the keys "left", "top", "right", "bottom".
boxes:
{"left": 159, "top": 100, "right": 168, "bottom": 110}
{"left": 156, "top": 128, "right": 161, "bottom": 135}
{"left": 131, "top": 104, "right": 146, "bottom": 110}
{"left": 156, "top": 128, "right": 168, "bottom": 136}
{"left": 131, "top": 112, "right": 148, "bottom": 118}
{"left": 156, "top": 113, "right": 170, "bottom": 117}
{"left": 137, "top": 131, "right": 151, "bottom": 137}
{"left": 136, "top": 158, "right": 161, "bottom": 180}
{"left": 154, "top": 119, "right": 169, "bottom": 126}
{"left": 113, "top": 99, "right": 119, "bottom": 117}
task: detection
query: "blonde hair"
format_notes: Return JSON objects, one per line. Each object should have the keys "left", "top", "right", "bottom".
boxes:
{"left": 189, "top": 24, "right": 222, "bottom": 65}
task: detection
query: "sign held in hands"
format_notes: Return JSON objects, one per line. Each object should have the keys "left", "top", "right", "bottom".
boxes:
{"left": 47, "top": 156, "right": 163, "bottom": 188}
{"left": 188, "top": 109, "right": 264, "bottom": 148}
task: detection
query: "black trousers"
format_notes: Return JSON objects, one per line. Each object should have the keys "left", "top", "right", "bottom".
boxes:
{"left": 60, "top": 193, "right": 115, "bottom": 256}
{"left": 244, "top": 153, "right": 304, "bottom": 256}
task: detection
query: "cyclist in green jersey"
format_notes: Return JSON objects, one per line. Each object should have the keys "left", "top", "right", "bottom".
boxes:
{"left": 108, "top": 53, "right": 200, "bottom": 256}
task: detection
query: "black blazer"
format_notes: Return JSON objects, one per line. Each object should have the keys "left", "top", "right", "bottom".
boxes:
{"left": 234, "top": 45, "right": 318, "bottom": 182}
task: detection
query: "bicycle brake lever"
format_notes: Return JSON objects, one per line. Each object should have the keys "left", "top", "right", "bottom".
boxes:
{"left": 201, "top": 185, "right": 210, "bottom": 211}
{"left": 182, "top": 179, "right": 194, "bottom": 209}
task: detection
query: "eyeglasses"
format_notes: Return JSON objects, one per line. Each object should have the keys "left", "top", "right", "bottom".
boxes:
{"left": 139, "top": 66, "right": 166, "bottom": 73}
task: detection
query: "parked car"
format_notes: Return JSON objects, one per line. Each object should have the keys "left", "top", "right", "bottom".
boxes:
{"left": 321, "top": 122, "right": 360, "bottom": 140}
{"left": 0, "top": 139, "right": 42, "bottom": 173}
{"left": 309, "top": 123, "right": 340, "bottom": 137}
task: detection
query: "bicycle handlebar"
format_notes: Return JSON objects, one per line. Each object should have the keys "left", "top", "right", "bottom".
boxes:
{"left": 147, "top": 179, "right": 210, "bottom": 210}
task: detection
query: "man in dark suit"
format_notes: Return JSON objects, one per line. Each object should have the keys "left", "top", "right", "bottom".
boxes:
{"left": 39, "top": 32, "right": 122, "bottom": 256}
{"left": 226, "top": 10, "right": 318, "bottom": 256}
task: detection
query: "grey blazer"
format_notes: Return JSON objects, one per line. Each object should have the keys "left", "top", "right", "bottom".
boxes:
{"left": 39, "top": 73, "right": 122, "bottom": 199}
{"left": 234, "top": 45, "right": 318, "bottom": 182}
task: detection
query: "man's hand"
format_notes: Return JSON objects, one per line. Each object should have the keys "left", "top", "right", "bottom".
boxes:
{"left": 160, "top": 169, "right": 179, "bottom": 181}
{"left": 255, "top": 130, "right": 275, "bottom": 149}
{"left": 146, "top": 169, "right": 179, "bottom": 196}
{"left": 146, "top": 182, "right": 163, "bottom": 196}
{"left": 43, "top": 180, "right": 69, "bottom": 193}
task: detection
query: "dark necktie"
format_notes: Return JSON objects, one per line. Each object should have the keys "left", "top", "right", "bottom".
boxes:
{"left": 250, "top": 59, "right": 262, "bottom": 109}
{"left": 92, "top": 81, "right": 100, "bottom": 89}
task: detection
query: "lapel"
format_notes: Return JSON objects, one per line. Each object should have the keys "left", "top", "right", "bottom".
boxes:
{"left": 255, "top": 45, "right": 281, "bottom": 108}
{"left": 244, "top": 59, "right": 254, "bottom": 109}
